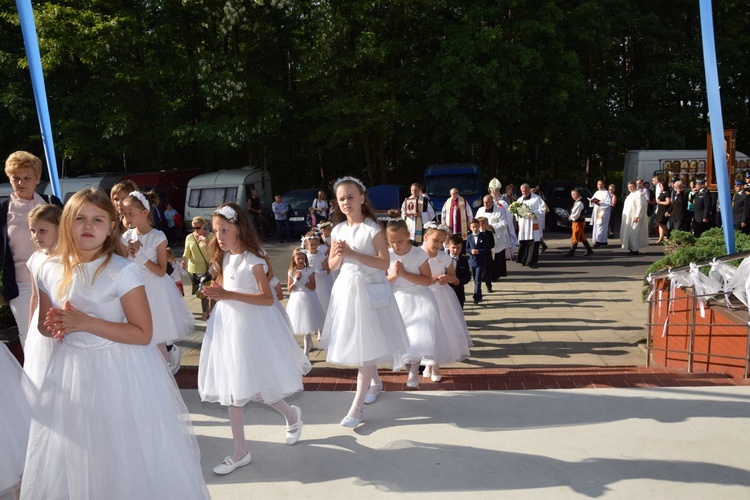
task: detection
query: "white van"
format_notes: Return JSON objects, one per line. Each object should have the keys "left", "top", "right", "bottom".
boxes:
{"left": 184, "top": 167, "right": 272, "bottom": 228}
{"left": 623, "top": 149, "right": 749, "bottom": 194}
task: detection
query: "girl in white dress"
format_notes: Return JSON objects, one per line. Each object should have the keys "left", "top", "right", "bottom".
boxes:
{"left": 121, "top": 191, "right": 194, "bottom": 364}
{"left": 22, "top": 188, "right": 209, "bottom": 500}
{"left": 320, "top": 177, "right": 409, "bottom": 427}
{"left": 23, "top": 203, "right": 61, "bottom": 389}
{"left": 421, "top": 222, "right": 471, "bottom": 382}
{"left": 0, "top": 343, "right": 34, "bottom": 498}
{"left": 385, "top": 213, "right": 446, "bottom": 390}
{"left": 286, "top": 248, "right": 325, "bottom": 357}
{"left": 303, "top": 230, "right": 332, "bottom": 311}
{"left": 198, "top": 203, "right": 311, "bottom": 475}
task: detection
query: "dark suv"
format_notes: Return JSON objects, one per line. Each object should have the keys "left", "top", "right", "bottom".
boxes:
{"left": 542, "top": 181, "right": 594, "bottom": 230}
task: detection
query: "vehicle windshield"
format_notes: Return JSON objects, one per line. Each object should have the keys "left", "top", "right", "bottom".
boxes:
{"left": 283, "top": 194, "right": 316, "bottom": 210}
{"left": 425, "top": 175, "right": 479, "bottom": 198}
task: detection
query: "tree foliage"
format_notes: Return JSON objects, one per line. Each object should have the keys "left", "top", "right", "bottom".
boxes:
{"left": 1, "top": 0, "right": 749, "bottom": 193}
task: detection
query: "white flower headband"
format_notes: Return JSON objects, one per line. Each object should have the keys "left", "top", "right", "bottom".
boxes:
{"left": 215, "top": 205, "right": 238, "bottom": 222}
{"left": 301, "top": 234, "right": 319, "bottom": 241}
{"left": 388, "top": 216, "right": 404, "bottom": 221}
{"left": 317, "top": 221, "right": 332, "bottom": 229}
{"left": 333, "top": 176, "right": 366, "bottom": 192}
{"left": 129, "top": 191, "right": 150, "bottom": 212}
{"left": 424, "top": 221, "right": 452, "bottom": 235}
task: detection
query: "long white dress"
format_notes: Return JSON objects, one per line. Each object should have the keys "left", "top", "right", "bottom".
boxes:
{"left": 122, "top": 228, "right": 194, "bottom": 344}
{"left": 0, "top": 343, "right": 34, "bottom": 495}
{"left": 305, "top": 250, "right": 332, "bottom": 311}
{"left": 22, "top": 255, "right": 209, "bottom": 500}
{"left": 590, "top": 188, "right": 613, "bottom": 244}
{"left": 423, "top": 247, "right": 473, "bottom": 354}
{"left": 620, "top": 190, "right": 649, "bottom": 251}
{"left": 198, "top": 251, "right": 311, "bottom": 406}
{"left": 22, "top": 251, "right": 56, "bottom": 389}
{"left": 388, "top": 246, "right": 446, "bottom": 364}
{"left": 320, "top": 218, "right": 409, "bottom": 369}
{"left": 286, "top": 267, "right": 325, "bottom": 335}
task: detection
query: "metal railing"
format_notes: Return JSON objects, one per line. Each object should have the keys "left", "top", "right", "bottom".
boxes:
{"left": 645, "top": 251, "right": 750, "bottom": 378}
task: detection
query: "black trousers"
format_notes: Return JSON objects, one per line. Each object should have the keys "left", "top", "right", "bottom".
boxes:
{"left": 516, "top": 240, "right": 540, "bottom": 266}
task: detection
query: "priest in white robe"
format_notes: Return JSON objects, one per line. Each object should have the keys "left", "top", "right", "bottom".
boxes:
{"left": 590, "top": 179, "right": 613, "bottom": 246}
{"left": 476, "top": 195, "right": 509, "bottom": 279}
{"left": 514, "top": 184, "right": 547, "bottom": 268}
{"left": 620, "top": 181, "right": 649, "bottom": 254}
{"left": 490, "top": 185, "right": 518, "bottom": 258}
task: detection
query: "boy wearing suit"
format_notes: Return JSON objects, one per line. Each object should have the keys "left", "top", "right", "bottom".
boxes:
{"left": 466, "top": 219, "right": 494, "bottom": 304}
{"left": 446, "top": 234, "right": 472, "bottom": 309}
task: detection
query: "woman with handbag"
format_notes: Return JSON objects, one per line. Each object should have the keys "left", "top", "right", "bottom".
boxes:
{"left": 181, "top": 216, "right": 213, "bottom": 320}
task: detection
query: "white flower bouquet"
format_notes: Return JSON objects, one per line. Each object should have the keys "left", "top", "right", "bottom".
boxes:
{"left": 509, "top": 200, "right": 532, "bottom": 218}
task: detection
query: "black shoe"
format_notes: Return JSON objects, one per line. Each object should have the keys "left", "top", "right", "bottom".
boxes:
{"left": 585, "top": 250, "right": 594, "bottom": 256}
{"left": 628, "top": 250, "right": 640, "bottom": 255}
{"left": 593, "top": 242, "right": 601, "bottom": 248}
{"left": 487, "top": 287, "right": 493, "bottom": 293}
{"left": 528, "top": 263, "right": 539, "bottom": 269}
{"left": 540, "top": 243, "right": 548, "bottom": 254}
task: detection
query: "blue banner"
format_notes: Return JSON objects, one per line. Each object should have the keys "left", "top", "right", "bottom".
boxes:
{"left": 16, "top": 0, "right": 61, "bottom": 198}
{"left": 699, "top": 0, "right": 734, "bottom": 253}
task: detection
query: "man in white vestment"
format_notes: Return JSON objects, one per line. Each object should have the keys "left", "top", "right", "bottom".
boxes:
{"left": 490, "top": 185, "right": 518, "bottom": 258}
{"left": 514, "top": 184, "right": 546, "bottom": 268}
{"left": 590, "top": 179, "right": 613, "bottom": 247}
{"left": 441, "top": 188, "right": 473, "bottom": 239}
{"left": 620, "top": 181, "right": 649, "bottom": 255}
{"left": 401, "top": 183, "right": 435, "bottom": 245}
{"left": 476, "top": 195, "right": 510, "bottom": 279}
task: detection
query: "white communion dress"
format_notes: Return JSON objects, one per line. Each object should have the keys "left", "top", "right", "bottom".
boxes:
{"left": 122, "top": 228, "right": 194, "bottom": 344}
{"left": 286, "top": 267, "right": 325, "bottom": 335}
{"left": 0, "top": 343, "right": 34, "bottom": 495}
{"left": 22, "top": 251, "right": 56, "bottom": 389}
{"left": 305, "top": 250, "right": 333, "bottom": 311}
{"left": 22, "top": 255, "right": 209, "bottom": 500}
{"left": 320, "top": 218, "right": 409, "bottom": 369}
{"left": 198, "top": 251, "right": 311, "bottom": 406}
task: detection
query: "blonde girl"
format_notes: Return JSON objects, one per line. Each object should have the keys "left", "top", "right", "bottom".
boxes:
{"left": 420, "top": 222, "right": 471, "bottom": 382}
{"left": 320, "top": 177, "right": 409, "bottom": 427}
{"left": 22, "top": 188, "right": 208, "bottom": 499}
{"left": 286, "top": 248, "right": 325, "bottom": 357}
{"left": 385, "top": 211, "right": 447, "bottom": 391}
{"left": 303, "top": 229, "right": 332, "bottom": 311}
{"left": 23, "top": 203, "right": 62, "bottom": 389}
{"left": 198, "top": 203, "right": 310, "bottom": 475}
{"left": 121, "top": 191, "right": 194, "bottom": 365}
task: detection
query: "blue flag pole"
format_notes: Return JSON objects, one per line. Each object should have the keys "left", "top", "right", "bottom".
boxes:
{"left": 699, "top": 0, "right": 734, "bottom": 254}
{"left": 16, "top": 0, "right": 61, "bottom": 198}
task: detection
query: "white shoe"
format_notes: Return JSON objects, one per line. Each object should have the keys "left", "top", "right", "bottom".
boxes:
{"left": 406, "top": 372, "right": 419, "bottom": 388}
{"left": 167, "top": 344, "right": 181, "bottom": 375}
{"left": 213, "top": 452, "right": 252, "bottom": 475}
{"left": 364, "top": 383, "right": 382, "bottom": 405}
{"left": 340, "top": 406, "right": 365, "bottom": 427}
{"left": 285, "top": 406, "right": 303, "bottom": 445}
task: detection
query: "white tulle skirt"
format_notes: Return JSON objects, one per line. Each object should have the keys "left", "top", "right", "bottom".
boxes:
{"left": 286, "top": 289, "right": 325, "bottom": 334}
{"left": 320, "top": 270, "right": 409, "bottom": 369}
{"left": 143, "top": 272, "right": 195, "bottom": 344}
{"left": 393, "top": 288, "right": 439, "bottom": 363}
{"left": 20, "top": 335, "right": 209, "bottom": 499}
{"left": 0, "top": 344, "right": 33, "bottom": 494}
{"left": 428, "top": 282, "right": 473, "bottom": 361}
{"left": 313, "top": 270, "right": 333, "bottom": 311}
{"left": 22, "top": 306, "right": 57, "bottom": 389}
{"left": 199, "top": 301, "right": 311, "bottom": 406}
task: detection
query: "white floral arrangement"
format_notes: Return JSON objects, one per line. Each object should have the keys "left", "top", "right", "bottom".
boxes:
{"left": 509, "top": 200, "right": 532, "bottom": 218}
{"left": 129, "top": 191, "right": 150, "bottom": 211}
{"left": 215, "top": 205, "right": 238, "bottom": 222}
{"left": 333, "top": 176, "right": 366, "bottom": 192}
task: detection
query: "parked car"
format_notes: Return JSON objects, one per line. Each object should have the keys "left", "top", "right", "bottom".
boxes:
{"left": 542, "top": 181, "right": 594, "bottom": 230}
{"left": 281, "top": 188, "right": 320, "bottom": 237}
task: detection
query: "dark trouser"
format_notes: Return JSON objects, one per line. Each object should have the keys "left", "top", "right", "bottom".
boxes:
{"left": 693, "top": 219, "right": 710, "bottom": 238}
{"left": 450, "top": 284, "right": 465, "bottom": 309}
{"left": 491, "top": 252, "right": 507, "bottom": 280}
{"left": 516, "top": 240, "right": 540, "bottom": 266}
{"left": 471, "top": 264, "right": 485, "bottom": 301}
{"left": 276, "top": 218, "right": 291, "bottom": 243}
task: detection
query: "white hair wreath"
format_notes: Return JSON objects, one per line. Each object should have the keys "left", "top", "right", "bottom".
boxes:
{"left": 333, "top": 176, "right": 366, "bottom": 192}
{"left": 215, "top": 205, "right": 238, "bottom": 222}
{"left": 388, "top": 217, "right": 404, "bottom": 221}
{"left": 317, "top": 221, "right": 332, "bottom": 228}
{"left": 423, "top": 221, "right": 452, "bottom": 235}
{"left": 129, "top": 191, "right": 150, "bottom": 212}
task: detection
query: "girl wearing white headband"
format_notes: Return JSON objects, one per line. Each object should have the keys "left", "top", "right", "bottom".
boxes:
{"left": 121, "top": 192, "right": 194, "bottom": 367}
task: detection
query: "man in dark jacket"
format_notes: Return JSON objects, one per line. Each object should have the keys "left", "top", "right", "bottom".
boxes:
{"left": 732, "top": 179, "right": 750, "bottom": 233}
{"left": 693, "top": 178, "right": 713, "bottom": 237}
